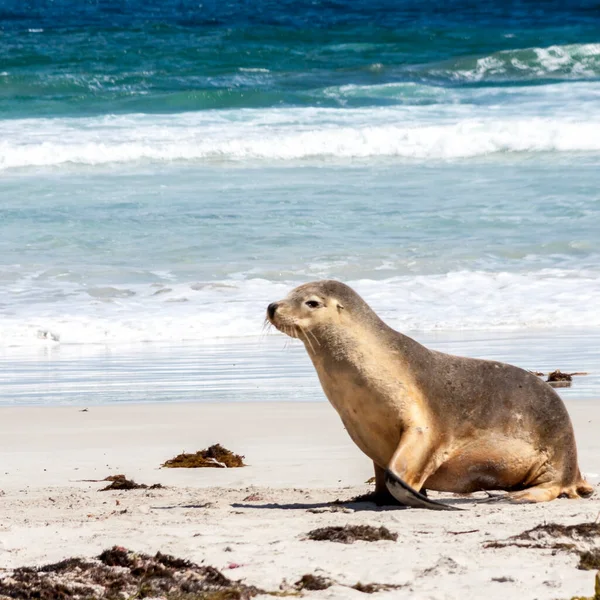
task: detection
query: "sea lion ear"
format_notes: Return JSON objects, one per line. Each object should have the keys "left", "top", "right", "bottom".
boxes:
{"left": 337, "top": 302, "right": 344, "bottom": 311}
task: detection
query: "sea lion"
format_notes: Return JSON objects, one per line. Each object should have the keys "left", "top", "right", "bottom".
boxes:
{"left": 267, "top": 280, "right": 593, "bottom": 510}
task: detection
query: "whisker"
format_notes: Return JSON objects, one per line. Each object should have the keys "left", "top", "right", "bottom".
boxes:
{"left": 258, "top": 319, "right": 272, "bottom": 343}
{"left": 297, "top": 326, "right": 314, "bottom": 354}
{"left": 282, "top": 325, "right": 291, "bottom": 350}
{"left": 306, "top": 328, "right": 321, "bottom": 348}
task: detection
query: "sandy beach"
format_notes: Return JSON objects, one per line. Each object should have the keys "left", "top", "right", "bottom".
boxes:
{"left": 1, "top": 400, "right": 599, "bottom": 599}
{"left": 3, "top": 0, "right": 600, "bottom": 597}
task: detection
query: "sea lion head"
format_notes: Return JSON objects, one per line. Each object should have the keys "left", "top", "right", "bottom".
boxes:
{"left": 266, "top": 280, "right": 378, "bottom": 346}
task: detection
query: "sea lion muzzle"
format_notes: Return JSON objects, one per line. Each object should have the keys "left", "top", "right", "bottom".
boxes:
{"left": 267, "top": 302, "right": 279, "bottom": 320}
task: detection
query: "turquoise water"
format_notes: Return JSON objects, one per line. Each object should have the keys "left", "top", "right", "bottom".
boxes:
{"left": 2, "top": 160, "right": 599, "bottom": 343}
{"left": 1, "top": 1, "right": 600, "bottom": 402}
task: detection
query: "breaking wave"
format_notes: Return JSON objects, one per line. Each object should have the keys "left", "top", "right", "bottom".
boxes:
{"left": 422, "top": 43, "right": 600, "bottom": 82}
{"left": 3, "top": 111, "right": 600, "bottom": 169}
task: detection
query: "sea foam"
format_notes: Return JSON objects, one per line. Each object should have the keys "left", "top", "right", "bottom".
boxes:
{"left": 3, "top": 115, "right": 600, "bottom": 169}
{"left": 2, "top": 270, "right": 600, "bottom": 347}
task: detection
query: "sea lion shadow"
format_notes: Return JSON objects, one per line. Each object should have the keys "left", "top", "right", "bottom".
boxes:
{"left": 231, "top": 501, "right": 401, "bottom": 512}
{"left": 231, "top": 498, "right": 471, "bottom": 512}
{"left": 151, "top": 503, "right": 213, "bottom": 510}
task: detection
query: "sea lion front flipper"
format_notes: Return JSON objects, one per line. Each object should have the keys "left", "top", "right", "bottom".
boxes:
{"left": 385, "top": 469, "right": 462, "bottom": 511}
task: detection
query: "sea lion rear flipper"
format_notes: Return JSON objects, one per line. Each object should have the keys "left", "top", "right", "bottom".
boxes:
{"left": 385, "top": 469, "right": 462, "bottom": 511}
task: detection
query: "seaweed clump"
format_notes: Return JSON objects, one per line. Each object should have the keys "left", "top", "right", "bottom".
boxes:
{"left": 513, "top": 522, "right": 600, "bottom": 542}
{"left": 547, "top": 369, "right": 573, "bottom": 387}
{"left": 0, "top": 546, "right": 261, "bottom": 600}
{"left": 547, "top": 369, "right": 573, "bottom": 382}
{"left": 545, "top": 369, "right": 588, "bottom": 387}
{"left": 162, "top": 444, "right": 246, "bottom": 468}
{"left": 99, "top": 474, "right": 164, "bottom": 491}
{"left": 531, "top": 370, "right": 588, "bottom": 388}
{"left": 294, "top": 574, "right": 333, "bottom": 591}
{"left": 484, "top": 521, "right": 600, "bottom": 574}
{"left": 293, "top": 574, "right": 404, "bottom": 594}
{"left": 352, "top": 582, "right": 405, "bottom": 594}
{"left": 579, "top": 550, "right": 600, "bottom": 571}
{"left": 485, "top": 521, "right": 600, "bottom": 549}
{"left": 306, "top": 525, "right": 397, "bottom": 544}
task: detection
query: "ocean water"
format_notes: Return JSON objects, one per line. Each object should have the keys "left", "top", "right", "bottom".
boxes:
{"left": 1, "top": 0, "right": 599, "bottom": 404}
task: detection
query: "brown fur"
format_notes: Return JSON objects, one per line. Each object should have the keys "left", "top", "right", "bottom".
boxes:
{"left": 267, "top": 280, "right": 593, "bottom": 505}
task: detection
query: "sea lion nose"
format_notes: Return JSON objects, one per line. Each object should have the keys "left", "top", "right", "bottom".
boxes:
{"left": 267, "top": 302, "right": 279, "bottom": 320}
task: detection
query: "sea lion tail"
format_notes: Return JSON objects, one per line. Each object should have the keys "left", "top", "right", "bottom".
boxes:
{"left": 385, "top": 469, "right": 462, "bottom": 511}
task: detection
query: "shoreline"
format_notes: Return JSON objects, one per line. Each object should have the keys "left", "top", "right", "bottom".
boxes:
{"left": 2, "top": 329, "right": 600, "bottom": 408}
{"left": 1, "top": 400, "right": 599, "bottom": 599}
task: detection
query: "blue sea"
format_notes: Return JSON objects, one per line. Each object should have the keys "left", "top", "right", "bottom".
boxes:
{"left": 1, "top": 0, "right": 600, "bottom": 404}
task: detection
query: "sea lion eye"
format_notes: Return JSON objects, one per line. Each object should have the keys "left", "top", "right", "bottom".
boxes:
{"left": 305, "top": 300, "right": 320, "bottom": 309}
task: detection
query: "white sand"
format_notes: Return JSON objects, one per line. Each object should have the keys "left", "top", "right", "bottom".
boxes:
{"left": 0, "top": 400, "right": 599, "bottom": 599}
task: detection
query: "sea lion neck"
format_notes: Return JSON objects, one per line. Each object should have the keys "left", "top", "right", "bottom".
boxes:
{"left": 306, "top": 316, "right": 408, "bottom": 365}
